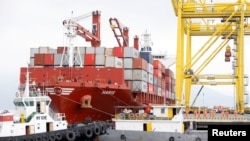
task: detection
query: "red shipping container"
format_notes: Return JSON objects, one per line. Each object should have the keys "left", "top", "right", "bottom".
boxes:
{"left": 157, "top": 78, "right": 161, "bottom": 87}
{"left": 153, "top": 69, "right": 162, "bottom": 78}
{"left": 57, "top": 46, "right": 67, "bottom": 54}
{"left": 34, "top": 54, "right": 54, "bottom": 65}
{"left": 165, "top": 83, "right": 171, "bottom": 91}
{"left": 153, "top": 85, "right": 158, "bottom": 95}
{"left": 165, "top": 76, "right": 171, "bottom": 84}
{"left": 161, "top": 79, "right": 166, "bottom": 89}
{"left": 161, "top": 89, "right": 165, "bottom": 97}
{"left": 34, "top": 54, "right": 43, "bottom": 65}
{"left": 165, "top": 68, "right": 173, "bottom": 77}
{"left": 44, "top": 54, "right": 54, "bottom": 65}
{"left": 133, "top": 58, "right": 148, "bottom": 70}
{"left": 153, "top": 60, "right": 162, "bottom": 69}
{"left": 113, "top": 46, "right": 124, "bottom": 58}
{"left": 161, "top": 64, "right": 166, "bottom": 74}
{"left": 84, "top": 54, "right": 95, "bottom": 65}
{"left": 147, "top": 83, "right": 154, "bottom": 94}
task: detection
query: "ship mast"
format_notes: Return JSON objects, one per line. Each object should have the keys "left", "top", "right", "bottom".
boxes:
{"left": 23, "top": 66, "right": 30, "bottom": 97}
{"left": 62, "top": 11, "right": 78, "bottom": 67}
{"left": 140, "top": 30, "right": 153, "bottom": 52}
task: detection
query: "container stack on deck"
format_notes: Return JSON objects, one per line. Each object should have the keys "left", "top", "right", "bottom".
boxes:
{"left": 29, "top": 46, "right": 176, "bottom": 104}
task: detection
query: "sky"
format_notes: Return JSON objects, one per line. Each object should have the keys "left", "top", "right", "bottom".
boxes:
{"left": 0, "top": 0, "right": 249, "bottom": 110}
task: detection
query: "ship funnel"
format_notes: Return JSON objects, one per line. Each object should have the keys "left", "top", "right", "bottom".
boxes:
{"left": 134, "top": 35, "right": 139, "bottom": 50}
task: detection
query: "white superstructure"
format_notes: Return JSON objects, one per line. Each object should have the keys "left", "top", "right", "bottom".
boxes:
{"left": 0, "top": 69, "right": 68, "bottom": 137}
{"left": 112, "top": 105, "right": 185, "bottom": 133}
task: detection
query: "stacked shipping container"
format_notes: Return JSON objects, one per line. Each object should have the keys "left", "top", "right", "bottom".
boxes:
{"left": 30, "top": 46, "right": 176, "bottom": 103}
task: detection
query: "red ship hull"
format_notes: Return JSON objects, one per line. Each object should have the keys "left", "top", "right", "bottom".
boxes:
{"left": 20, "top": 67, "right": 173, "bottom": 124}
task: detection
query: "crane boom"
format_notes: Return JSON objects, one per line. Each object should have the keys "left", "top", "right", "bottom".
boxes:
{"left": 63, "top": 10, "right": 101, "bottom": 47}
{"left": 109, "top": 18, "right": 129, "bottom": 47}
{"left": 61, "top": 10, "right": 101, "bottom": 67}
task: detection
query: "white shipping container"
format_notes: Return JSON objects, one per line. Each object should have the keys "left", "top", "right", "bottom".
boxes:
{"left": 85, "top": 47, "right": 95, "bottom": 54}
{"left": 95, "top": 54, "right": 105, "bottom": 66}
{"left": 148, "top": 73, "right": 154, "bottom": 84}
{"left": 171, "top": 92, "right": 176, "bottom": 100}
{"left": 49, "top": 48, "right": 57, "bottom": 54}
{"left": 54, "top": 54, "right": 72, "bottom": 66}
{"left": 124, "top": 47, "right": 139, "bottom": 58}
{"left": 115, "top": 57, "right": 123, "bottom": 68}
{"left": 105, "top": 56, "right": 123, "bottom": 68}
{"left": 148, "top": 63, "right": 153, "bottom": 74}
{"left": 133, "top": 69, "right": 148, "bottom": 82}
{"left": 73, "top": 54, "right": 84, "bottom": 66}
{"left": 132, "top": 81, "right": 147, "bottom": 92}
{"left": 29, "top": 57, "right": 34, "bottom": 67}
{"left": 105, "top": 48, "right": 113, "bottom": 56}
{"left": 105, "top": 56, "right": 115, "bottom": 67}
{"left": 76, "top": 47, "right": 86, "bottom": 54}
{"left": 39, "top": 46, "right": 50, "bottom": 53}
{"left": 123, "top": 58, "right": 133, "bottom": 69}
{"left": 158, "top": 87, "right": 162, "bottom": 96}
{"left": 30, "top": 48, "right": 39, "bottom": 58}
{"left": 124, "top": 69, "right": 133, "bottom": 80}
{"left": 95, "top": 47, "right": 105, "bottom": 55}
{"left": 153, "top": 76, "right": 158, "bottom": 86}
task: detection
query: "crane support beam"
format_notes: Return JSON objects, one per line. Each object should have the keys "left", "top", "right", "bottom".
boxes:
{"left": 172, "top": 0, "right": 250, "bottom": 18}
{"left": 171, "top": 0, "right": 248, "bottom": 114}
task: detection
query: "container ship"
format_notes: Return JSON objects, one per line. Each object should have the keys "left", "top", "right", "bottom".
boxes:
{"left": 19, "top": 10, "right": 176, "bottom": 125}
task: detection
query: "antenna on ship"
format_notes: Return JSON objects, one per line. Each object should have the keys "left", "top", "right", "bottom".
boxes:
{"left": 23, "top": 63, "right": 30, "bottom": 97}
{"left": 140, "top": 30, "right": 153, "bottom": 52}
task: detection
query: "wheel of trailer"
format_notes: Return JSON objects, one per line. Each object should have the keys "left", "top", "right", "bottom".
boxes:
{"left": 42, "top": 136, "right": 48, "bottom": 141}
{"left": 66, "top": 130, "right": 76, "bottom": 141}
{"left": 93, "top": 125, "right": 101, "bottom": 135}
{"left": 85, "top": 127, "right": 93, "bottom": 138}
{"left": 5, "top": 138, "right": 13, "bottom": 141}
{"left": 169, "top": 136, "right": 174, "bottom": 141}
{"left": 55, "top": 132, "right": 63, "bottom": 140}
{"left": 35, "top": 135, "right": 42, "bottom": 141}
{"left": 100, "top": 122, "right": 107, "bottom": 134}
{"left": 28, "top": 136, "right": 35, "bottom": 141}
{"left": 120, "top": 134, "right": 126, "bottom": 140}
{"left": 7, "top": 137, "right": 13, "bottom": 141}
{"left": 195, "top": 137, "right": 201, "bottom": 141}
{"left": 49, "top": 133, "right": 56, "bottom": 141}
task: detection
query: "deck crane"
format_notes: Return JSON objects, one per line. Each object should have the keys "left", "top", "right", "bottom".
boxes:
{"left": 61, "top": 10, "right": 101, "bottom": 67}
{"left": 63, "top": 10, "right": 101, "bottom": 47}
{"left": 109, "top": 18, "right": 129, "bottom": 47}
{"left": 171, "top": 0, "right": 249, "bottom": 114}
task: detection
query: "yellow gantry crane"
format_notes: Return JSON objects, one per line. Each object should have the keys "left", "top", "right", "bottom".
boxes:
{"left": 171, "top": 0, "right": 250, "bottom": 114}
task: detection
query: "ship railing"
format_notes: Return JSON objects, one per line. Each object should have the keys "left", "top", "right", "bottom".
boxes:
{"left": 49, "top": 108, "right": 66, "bottom": 121}
{"left": 115, "top": 112, "right": 156, "bottom": 120}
